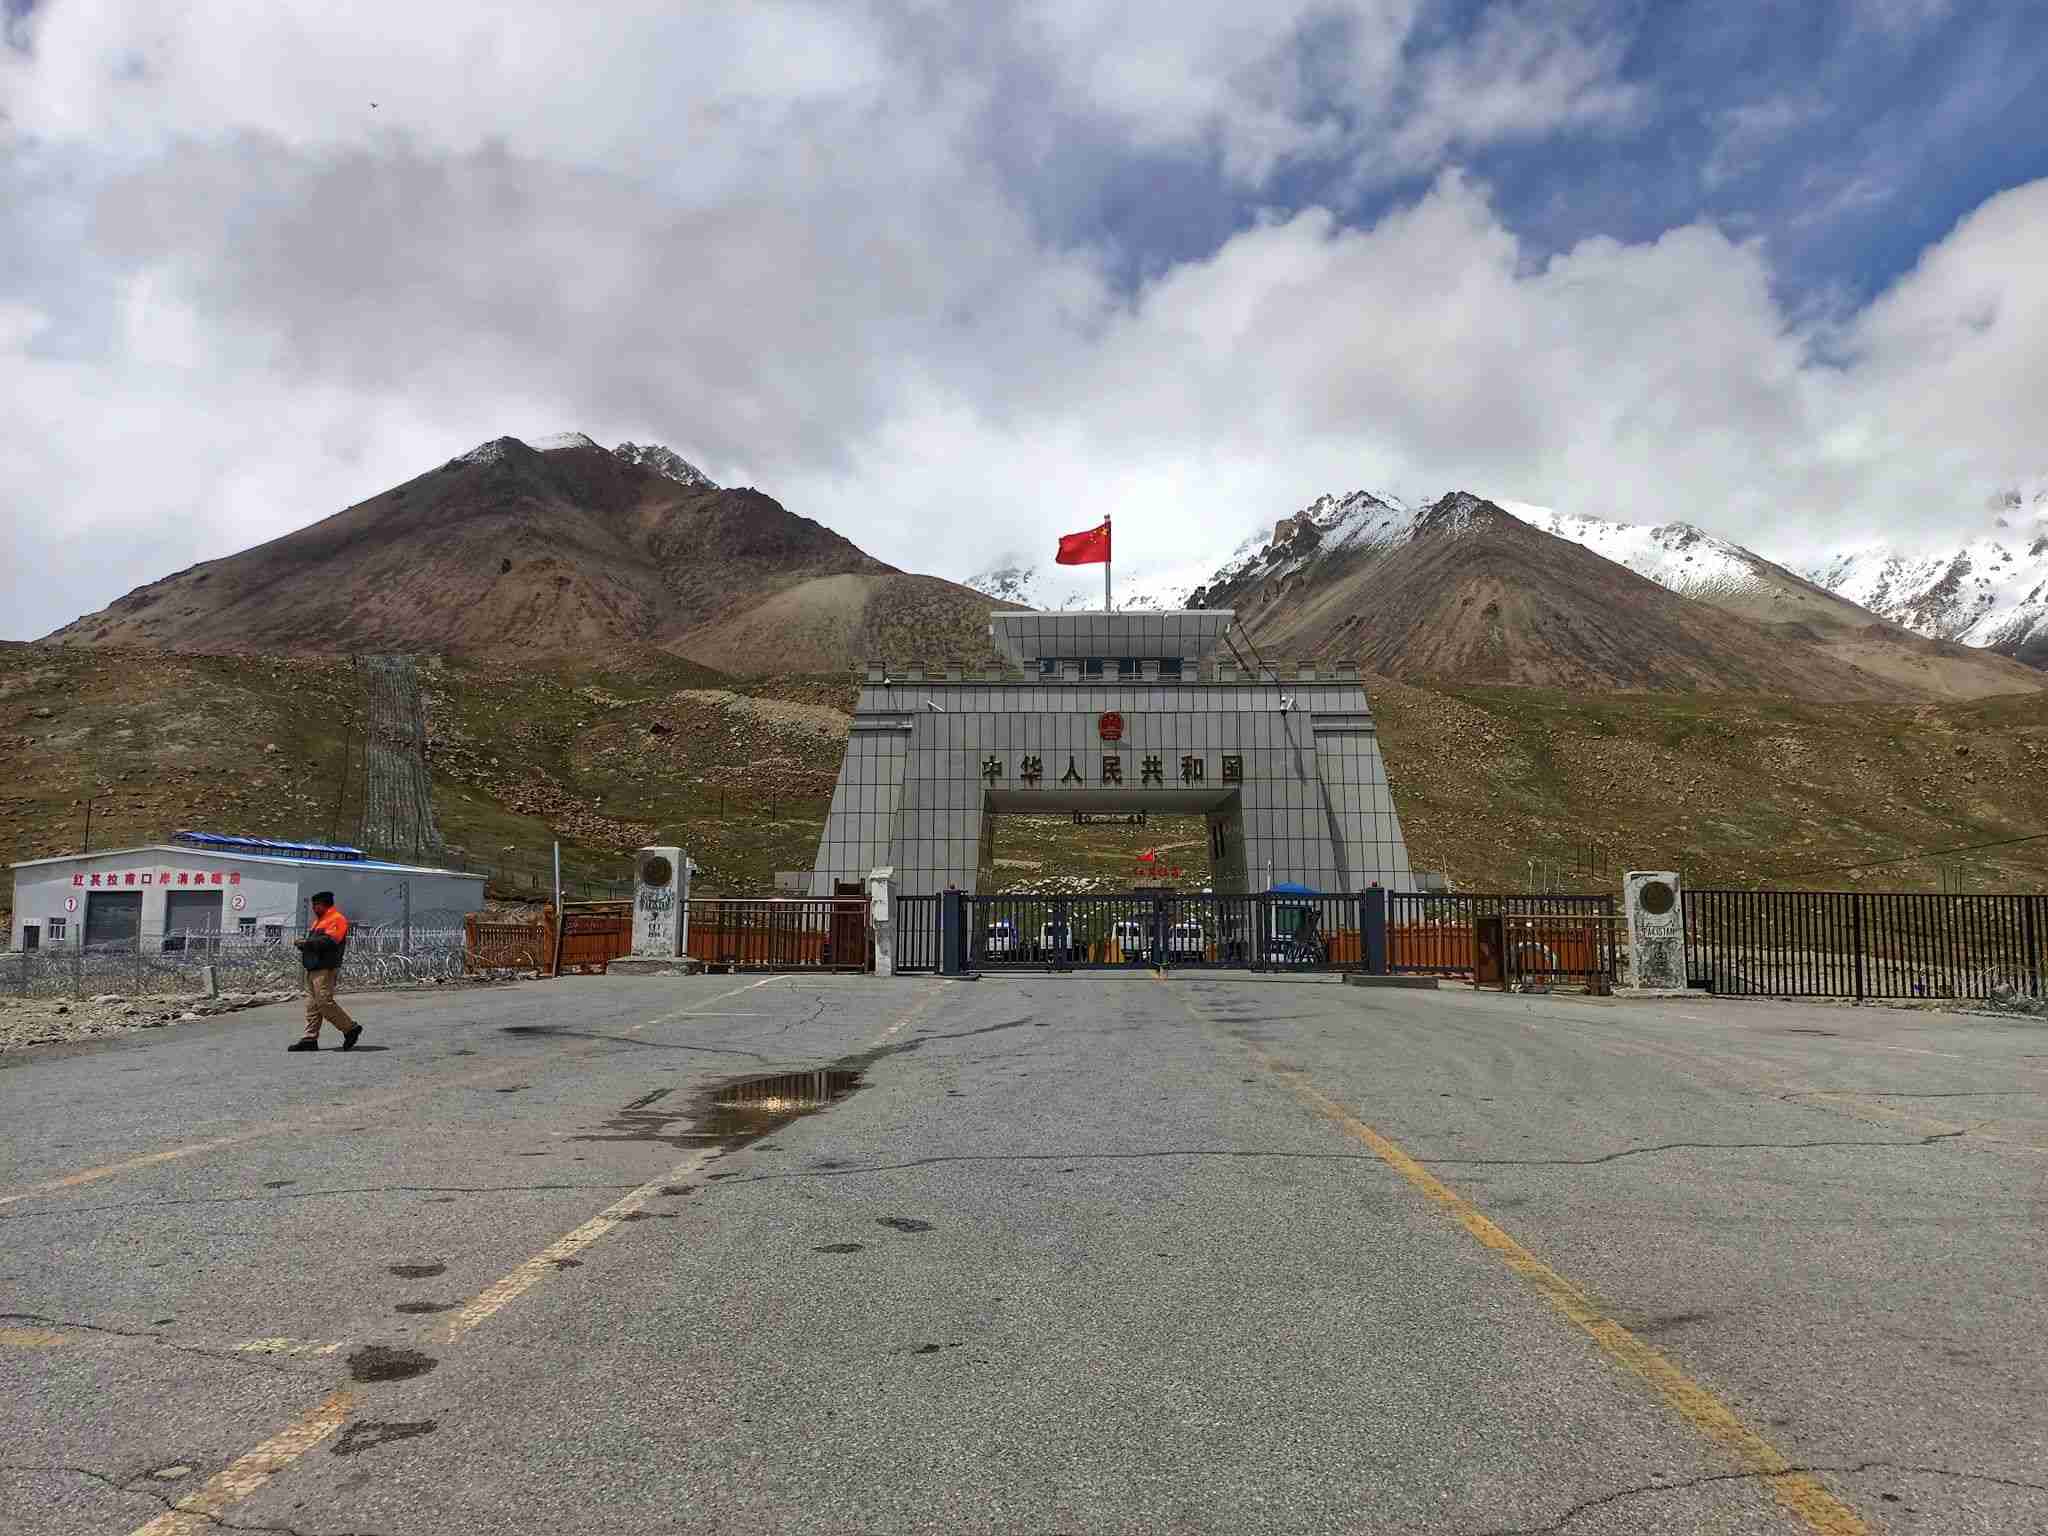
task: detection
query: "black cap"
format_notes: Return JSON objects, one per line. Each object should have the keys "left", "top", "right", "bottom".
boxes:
{"left": 310, "top": 890, "right": 336, "bottom": 905}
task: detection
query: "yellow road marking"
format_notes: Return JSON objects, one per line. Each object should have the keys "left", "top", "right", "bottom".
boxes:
{"left": 236, "top": 1337, "right": 346, "bottom": 1357}
{"left": 865, "top": 981, "right": 950, "bottom": 1050}
{"left": 1161, "top": 975, "right": 1867, "bottom": 1531}
{"left": 2, "top": 977, "right": 786, "bottom": 1207}
{"left": 626, "top": 975, "right": 782, "bottom": 1034}
{"left": 102, "top": 975, "right": 938, "bottom": 1535}
{"left": 440, "top": 1147, "right": 721, "bottom": 1343}
{"left": 0, "top": 1135, "right": 257, "bottom": 1209}
{"left": 127, "top": 1388, "right": 352, "bottom": 1536}
{"left": 1265, "top": 1054, "right": 1868, "bottom": 1535}
{"left": 0, "top": 1326, "right": 69, "bottom": 1347}
{"left": 447, "top": 979, "right": 949, "bottom": 1343}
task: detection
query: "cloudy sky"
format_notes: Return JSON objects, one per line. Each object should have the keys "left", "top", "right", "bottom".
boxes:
{"left": 3, "top": 0, "right": 2045, "bottom": 635}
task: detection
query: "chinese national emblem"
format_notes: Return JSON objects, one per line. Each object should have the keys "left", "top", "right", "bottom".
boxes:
{"left": 1097, "top": 711, "right": 1124, "bottom": 742}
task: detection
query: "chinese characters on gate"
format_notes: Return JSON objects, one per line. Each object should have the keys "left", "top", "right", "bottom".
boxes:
{"left": 980, "top": 756, "right": 1245, "bottom": 787}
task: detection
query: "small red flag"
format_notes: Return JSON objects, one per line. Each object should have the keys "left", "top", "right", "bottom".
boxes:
{"left": 1055, "top": 520, "right": 1111, "bottom": 565}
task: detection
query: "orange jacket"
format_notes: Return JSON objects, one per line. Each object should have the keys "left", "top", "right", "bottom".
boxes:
{"left": 303, "top": 906, "right": 351, "bottom": 970}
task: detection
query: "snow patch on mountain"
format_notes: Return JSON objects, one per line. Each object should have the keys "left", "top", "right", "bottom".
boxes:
{"left": 531, "top": 431, "right": 601, "bottom": 452}
{"left": 1498, "top": 501, "right": 1781, "bottom": 604}
{"left": 614, "top": 441, "right": 717, "bottom": 489}
{"left": 963, "top": 560, "right": 1199, "bottom": 613}
{"left": 1185, "top": 490, "right": 1418, "bottom": 605}
{"left": 1802, "top": 483, "right": 2048, "bottom": 660}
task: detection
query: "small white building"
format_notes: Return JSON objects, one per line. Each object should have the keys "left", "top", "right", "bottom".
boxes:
{"left": 8, "top": 834, "right": 487, "bottom": 951}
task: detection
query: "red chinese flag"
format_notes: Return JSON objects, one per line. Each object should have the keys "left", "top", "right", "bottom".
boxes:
{"left": 1055, "top": 520, "right": 1111, "bottom": 565}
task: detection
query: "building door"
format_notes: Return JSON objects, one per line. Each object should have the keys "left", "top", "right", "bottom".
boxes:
{"left": 164, "top": 890, "right": 225, "bottom": 952}
{"left": 21, "top": 925, "right": 38, "bottom": 951}
{"left": 84, "top": 890, "right": 144, "bottom": 948}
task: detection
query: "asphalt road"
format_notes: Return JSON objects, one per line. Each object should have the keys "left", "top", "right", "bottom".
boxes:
{"left": 2, "top": 973, "right": 2044, "bottom": 1535}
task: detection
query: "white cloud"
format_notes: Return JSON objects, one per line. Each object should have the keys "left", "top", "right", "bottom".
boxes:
{"left": 3, "top": 2, "right": 2045, "bottom": 639}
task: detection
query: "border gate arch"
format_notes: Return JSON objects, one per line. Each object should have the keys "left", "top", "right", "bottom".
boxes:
{"left": 808, "top": 611, "right": 1412, "bottom": 902}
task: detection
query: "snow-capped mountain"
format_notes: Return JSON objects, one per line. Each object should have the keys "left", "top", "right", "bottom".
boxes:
{"left": 1185, "top": 490, "right": 1420, "bottom": 608}
{"left": 445, "top": 433, "right": 718, "bottom": 490}
{"left": 1500, "top": 505, "right": 1775, "bottom": 603}
{"left": 1491, "top": 501, "right": 1886, "bottom": 630}
{"left": 963, "top": 561, "right": 1185, "bottom": 613}
{"left": 1799, "top": 485, "right": 2048, "bottom": 666}
{"left": 614, "top": 440, "right": 718, "bottom": 489}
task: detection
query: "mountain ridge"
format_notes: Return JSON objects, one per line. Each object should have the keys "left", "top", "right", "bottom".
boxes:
{"left": 1180, "top": 489, "right": 2041, "bottom": 700}
{"left": 41, "top": 433, "right": 1002, "bottom": 671}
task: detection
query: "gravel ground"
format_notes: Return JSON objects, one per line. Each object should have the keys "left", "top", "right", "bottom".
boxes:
{"left": 0, "top": 990, "right": 301, "bottom": 1050}
{"left": 0, "top": 975, "right": 526, "bottom": 1052}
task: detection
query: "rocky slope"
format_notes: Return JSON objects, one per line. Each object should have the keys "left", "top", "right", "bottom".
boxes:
{"left": 1184, "top": 488, "right": 2042, "bottom": 700}
{"left": 10, "top": 643, "right": 2048, "bottom": 913}
{"left": 1497, "top": 500, "right": 2043, "bottom": 698}
{"left": 43, "top": 435, "right": 1000, "bottom": 673}
{"left": 1185, "top": 491, "right": 2036, "bottom": 699}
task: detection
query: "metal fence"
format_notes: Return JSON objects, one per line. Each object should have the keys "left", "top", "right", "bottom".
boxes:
{"left": 685, "top": 897, "right": 868, "bottom": 972}
{"left": 894, "top": 895, "right": 941, "bottom": 974}
{"left": 1685, "top": 888, "right": 2047, "bottom": 1001}
{"left": 1387, "top": 893, "right": 1621, "bottom": 985}
{"left": 5, "top": 916, "right": 480, "bottom": 1000}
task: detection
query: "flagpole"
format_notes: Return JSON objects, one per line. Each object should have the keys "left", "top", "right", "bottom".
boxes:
{"left": 1104, "top": 515, "right": 1112, "bottom": 613}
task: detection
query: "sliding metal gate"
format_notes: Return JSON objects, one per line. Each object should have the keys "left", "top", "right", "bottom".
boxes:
{"left": 965, "top": 890, "right": 1364, "bottom": 973}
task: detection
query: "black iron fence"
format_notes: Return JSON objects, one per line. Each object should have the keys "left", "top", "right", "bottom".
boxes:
{"left": 894, "top": 895, "right": 941, "bottom": 974}
{"left": 1685, "top": 888, "right": 2046, "bottom": 1001}
{"left": 1387, "top": 893, "right": 1620, "bottom": 986}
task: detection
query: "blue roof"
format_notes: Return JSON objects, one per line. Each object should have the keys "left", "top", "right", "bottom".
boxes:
{"left": 173, "top": 831, "right": 367, "bottom": 863}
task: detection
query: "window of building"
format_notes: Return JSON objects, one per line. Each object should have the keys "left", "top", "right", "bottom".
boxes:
{"left": 1038, "top": 657, "right": 1058, "bottom": 677}
{"left": 1083, "top": 657, "right": 1105, "bottom": 677}
{"left": 239, "top": 917, "right": 257, "bottom": 935}
{"left": 46, "top": 917, "right": 66, "bottom": 942}
{"left": 263, "top": 924, "right": 284, "bottom": 943}
{"left": 1159, "top": 658, "right": 1184, "bottom": 678}
{"left": 1117, "top": 656, "right": 1139, "bottom": 677}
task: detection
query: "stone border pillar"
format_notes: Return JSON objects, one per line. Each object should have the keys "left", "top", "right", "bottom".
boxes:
{"left": 632, "top": 846, "right": 686, "bottom": 959}
{"left": 868, "top": 866, "right": 897, "bottom": 977}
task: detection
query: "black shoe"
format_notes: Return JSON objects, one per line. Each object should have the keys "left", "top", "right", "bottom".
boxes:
{"left": 341, "top": 1025, "right": 363, "bottom": 1051}
{"left": 288, "top": 1038, "right": 319, "bottom": 1052}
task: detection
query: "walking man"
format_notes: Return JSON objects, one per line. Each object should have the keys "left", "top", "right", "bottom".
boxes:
{"left": 289, "top": 891, "right": 362, "bottom": 1052}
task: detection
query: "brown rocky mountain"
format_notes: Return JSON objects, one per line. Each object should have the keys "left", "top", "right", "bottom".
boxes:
{"left": 43, "top": 434, "right": 1007, "bottom": 672}
{"left": 1191, "top": 492, "right": 2045, "bottom": 699}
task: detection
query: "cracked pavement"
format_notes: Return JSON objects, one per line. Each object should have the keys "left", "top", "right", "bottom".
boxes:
{"left": 2, "top": 972, "right": 2044, "bottom": 1533}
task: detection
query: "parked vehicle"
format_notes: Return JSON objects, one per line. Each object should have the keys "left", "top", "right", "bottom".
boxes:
{"left": 1037, "top": 920, "right": 1076, "bottom": 964}
{"left": 1110, "top": 917, "right": 1151, "bottom": 961}
{"left": 984, "top": 918, "right": 1020, "bottom": 958}
{"left": 1165, "top": 919, "right": 1206, "bottom": 959}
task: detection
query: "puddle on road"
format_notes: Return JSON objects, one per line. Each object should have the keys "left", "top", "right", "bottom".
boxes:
{"left": 706, "top": 1070, "right": 862, "bottom": 1139}
{"left": 573, "top": 1068, "right": 865, "bottom": 1155}
{"left": 348, "top": 1345, "right": 438, "bottom": 1383}
{"left": 332, "top": 1419, "right": 438, "bottom": 1457}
